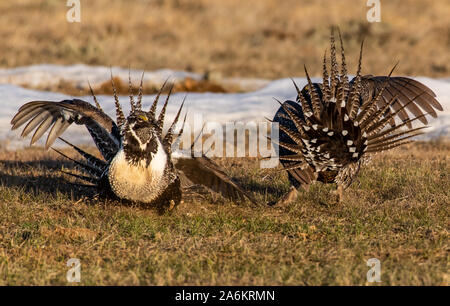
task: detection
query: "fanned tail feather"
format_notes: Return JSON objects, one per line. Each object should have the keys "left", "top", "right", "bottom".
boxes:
{"left": 272, "top": 27, "right": 438, "bottom": 190}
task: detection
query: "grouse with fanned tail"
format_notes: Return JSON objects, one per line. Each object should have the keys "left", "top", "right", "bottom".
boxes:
{"left": 271, "top": 29, "right": 443, "bottom": 205}
{"left": 11, "top": 73, "right": 256, "bottom": 210}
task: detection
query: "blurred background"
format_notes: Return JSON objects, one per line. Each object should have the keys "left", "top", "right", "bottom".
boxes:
{"left": 1, "top": 0, "right": 449, "bottom": 81}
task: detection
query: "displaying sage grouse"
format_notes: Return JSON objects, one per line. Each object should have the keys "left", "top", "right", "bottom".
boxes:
{"left": 272, "top": 30, "right": 442, "bottom": 205}
{"left": 11, "top": 75, "right": 255, "bottom": 210}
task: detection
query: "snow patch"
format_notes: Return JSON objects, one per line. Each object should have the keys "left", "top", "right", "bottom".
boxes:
{"left": 0, "top": 64, "right": 202, "bottom": 88}
{"left": 0, "top": 66, "right": 448, "bottom": 150}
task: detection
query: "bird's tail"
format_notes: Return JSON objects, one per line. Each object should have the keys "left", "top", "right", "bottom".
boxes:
{"left": 272, "top": 27, "right": 429, "bottom": 188}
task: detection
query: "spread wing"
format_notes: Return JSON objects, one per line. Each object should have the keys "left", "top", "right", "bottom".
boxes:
{"left": 355, "top": 76, "right": 443, "bottom": 127}
{"left": 174, "top": 155, "right": 257, "bottom": 204}
{"left": 10, "top": 99, "right": 121, "bottom": 162}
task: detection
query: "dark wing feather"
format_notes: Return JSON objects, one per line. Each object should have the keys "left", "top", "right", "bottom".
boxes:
{"left": 355, "top": 76, "right": 442, "bottom": 127}
{"left": 11, "top": 99, "right": 121, "bottom": 161}
{"left": 174, "top": 156, "right": 257, "bottom": 204}
{"left": 273, "top": 100, "right": 316, "bottom": 188}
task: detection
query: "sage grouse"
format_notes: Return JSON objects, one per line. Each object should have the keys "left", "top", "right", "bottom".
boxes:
{"left": 11, "top": 75, "right": 255, "bottom": 210}
{"left": 272, "top": 30, "right": 442, "bottom": 205}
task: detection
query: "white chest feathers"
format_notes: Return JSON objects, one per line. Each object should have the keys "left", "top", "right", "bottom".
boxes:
{"left": 108, "top": 142, "right": 168, "bottom": 203}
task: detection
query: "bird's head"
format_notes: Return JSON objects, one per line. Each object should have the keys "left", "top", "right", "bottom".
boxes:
{"left": 122, "top": 110, "right": 160, "bottom": 165}
{"left": 109, "top": 73, "right": 183, "bottom": 166}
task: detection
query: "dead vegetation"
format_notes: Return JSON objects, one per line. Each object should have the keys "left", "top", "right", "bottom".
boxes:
{"left": 0, "top": 141, "right": 448, "bottom": 285}
{"left": 0, "top": 0, "right": 448, "bottom": 286}
{"left": 21, "top": 76, "right": 231, "bottom": 97}
{"left": 0, "top": 0, "right": 449, "bottom": 81}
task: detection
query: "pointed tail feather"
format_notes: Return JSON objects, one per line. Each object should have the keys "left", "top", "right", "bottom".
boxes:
{"left": 149, "top": 78, "right": 170, "bottom": 119}
{"left": 58, "top": 137, "right": 107, "bottom": 172}
{"left": 110, "top": 69, "right": 125, "bottom": 128}
{"left": 136, "top": 70, "right": 145, "bottom": 110}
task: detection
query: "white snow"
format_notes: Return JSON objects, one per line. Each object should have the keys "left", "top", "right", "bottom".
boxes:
{"left": 0, "top": 65, "right": 449, "bottom": 150}
{"left": 0, "top": 64, "right": 202, "bottom": 88}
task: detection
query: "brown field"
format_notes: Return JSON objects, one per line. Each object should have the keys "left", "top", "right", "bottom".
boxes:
{"left": 0, "top": 141, "right": 448, "bottom": 285}
{"left": 1, "top": 0, "right": 449, "bottom": 81}
{"left": 0, "top": 0, "right": 448, "bottom": 286}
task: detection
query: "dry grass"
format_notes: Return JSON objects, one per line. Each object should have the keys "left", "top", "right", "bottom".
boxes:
{"left": 1, "top": 0, "right": 449, "bottom": 81}
{"left": 0, "top": 141, "right": 448, "bottom": 285}
{"left": 21, "top": 76, "right": 231, "bottom": 97}
{"left": 0, "top": 0, "right": 448, "bottom": 286}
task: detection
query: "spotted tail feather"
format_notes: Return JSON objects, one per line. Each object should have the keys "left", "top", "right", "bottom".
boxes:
{"left": 273, "top": 28, "right": 440, "bottom": 189}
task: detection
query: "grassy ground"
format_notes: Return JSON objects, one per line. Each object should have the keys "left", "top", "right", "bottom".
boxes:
{"left": 1, "top": 0, "right": 449, "bottom": 80}
{"left": 1, "top": 0, "right": 448, "bottom": 286}
{"left": 0, "top": 141, "right": 448, "bottom": 285}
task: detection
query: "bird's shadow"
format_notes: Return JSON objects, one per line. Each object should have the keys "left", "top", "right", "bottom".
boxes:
{"left": 0, "top": 158, "right": 167, "bottom": 213}
{"left": 0, "top": 157, "right": 279, "bottom": 211}
{"left": 0, "top": 158, "right": 96, "bottom": 200}
{"left": 232, "top": 177, "right": 288, "bottom": 205}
